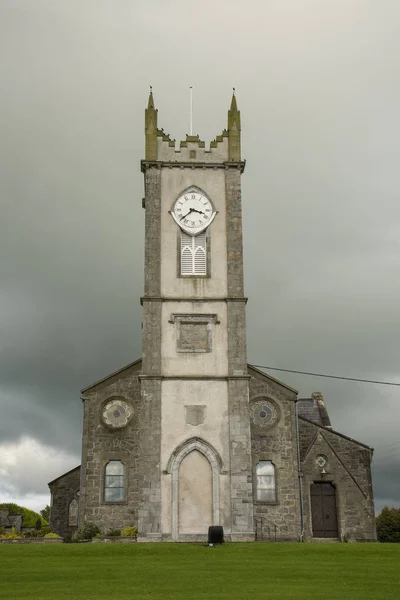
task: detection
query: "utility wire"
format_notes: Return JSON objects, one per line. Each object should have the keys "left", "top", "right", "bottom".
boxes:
{"left": 375, "top": 441, "right": 400, "bottom": 450}
{"left": 373, "top": 452, "right": 399, "bottom": 462}
{"left": 250, "top": 364, "right": 400, "bottom": 387}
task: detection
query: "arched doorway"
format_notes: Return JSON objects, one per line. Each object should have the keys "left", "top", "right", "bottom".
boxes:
{"left": 178, "top": 450, "right": 212, "bottom": 534}
{"left": 311, "top": 482, "right": 338, "bottom": 538}
{"left": 166, "top": 437, "right": 223, "bottom": 540}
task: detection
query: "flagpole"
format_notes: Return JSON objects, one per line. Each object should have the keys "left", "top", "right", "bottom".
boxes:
{"left": 189, "top": 86, "right": 193, "bottom": 135}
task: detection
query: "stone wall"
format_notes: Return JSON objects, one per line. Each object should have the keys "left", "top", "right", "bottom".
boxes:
{"left": 139, "top": 162, "right": 162, "bottom": 538}
{"left": 137, "top": 376, "right": 162, "bottom": 538}
{"left": 49, "top": 466, "right": 81, "bottom": 540}
{"left": 249, "top": 368, "right": 302, "bottom": 541}
{"left": 299, "top": 418, "right": 376, "bottom": 541}
{"left": 79, "top": 361, "right": 141, "bottom": 533}
{"left": 0, "top": 538, "right": 63, "bottom": 544}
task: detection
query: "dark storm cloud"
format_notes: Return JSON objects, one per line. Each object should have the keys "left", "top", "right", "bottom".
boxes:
{"left": 372, "top": 456, "right": 400, "bottom": 512}
{"left": 1, "top": 0, "right": 400, "bottom": 511}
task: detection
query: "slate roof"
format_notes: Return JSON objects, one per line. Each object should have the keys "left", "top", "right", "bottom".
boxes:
{"left": 47, "top": 465, "right": 81, "bottom": 486}
{"left": 297, "top": 392, "right": 332, "bottom": 428}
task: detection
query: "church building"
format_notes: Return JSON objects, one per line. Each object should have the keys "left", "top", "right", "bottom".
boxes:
{"left": 48, "top": 92, "right": 376, "bottom": 542}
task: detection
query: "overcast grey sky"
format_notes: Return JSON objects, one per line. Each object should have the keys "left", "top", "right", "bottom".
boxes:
{"left": 1, "top": 0, "right": 399, "bottom": 513}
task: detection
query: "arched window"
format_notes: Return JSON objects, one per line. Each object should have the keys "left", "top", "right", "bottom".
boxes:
{"left": 68, "top": 499, "right": 78, "bottom": 526}
{"left": 104, "top": 460, "right": 125, "bottom": 502}
{"left": 256, "top": 461, "right": 276, "bottom": 502}
{"left": 181, "top": 232, "right": 207, "bottom": 275}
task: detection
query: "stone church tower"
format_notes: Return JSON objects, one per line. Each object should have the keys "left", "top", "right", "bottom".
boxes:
{"left": 139, "top": 90, "right": 253, "bottom": 541}
{"left": 49, "top": 92, "right": 376, "bottom": 544}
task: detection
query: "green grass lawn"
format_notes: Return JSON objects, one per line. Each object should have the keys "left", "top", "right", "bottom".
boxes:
{"left": 1, "top": 543, "right": 399, "bottom": 600}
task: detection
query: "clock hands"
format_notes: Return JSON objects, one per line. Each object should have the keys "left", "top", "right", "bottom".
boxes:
{"left": 180, "top": 209, "right": 193, "bottom": 220}
{"left": 180, "top": 208, "right": 206, "bottom": 221}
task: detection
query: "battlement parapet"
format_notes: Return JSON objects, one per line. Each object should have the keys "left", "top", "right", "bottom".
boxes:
{"left": 145, "top": 91, "right": 240, "bottom": 162}
{"left": 157, "top": 131, "right": 229, "bottom": 163}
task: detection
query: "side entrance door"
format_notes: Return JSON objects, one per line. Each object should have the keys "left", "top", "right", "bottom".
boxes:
{"left": 311, "top": 482, "right": 338, "bottom": 538}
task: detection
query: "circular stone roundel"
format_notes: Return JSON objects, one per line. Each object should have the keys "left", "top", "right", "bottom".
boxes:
{"left": 102, "top": 399, "right": 132, "bottom": 429}
{"left": 250, "top": 399, "right": 279, "bottom": 429}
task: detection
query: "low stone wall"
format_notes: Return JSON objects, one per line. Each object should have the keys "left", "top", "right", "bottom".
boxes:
{"left": 92, "top": 536, "right": 137, "bottom": 543}
{"left": 0, "top": 537, "right": 63, "bottom": 544}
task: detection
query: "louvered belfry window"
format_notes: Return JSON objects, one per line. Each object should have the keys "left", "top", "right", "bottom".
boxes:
{"left": 181, "top": 232, "right": 207, "bottom": 276}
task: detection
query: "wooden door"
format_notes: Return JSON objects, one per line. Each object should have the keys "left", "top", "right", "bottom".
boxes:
{"left": 311, "top": 482, "right": 338, "bottom": 538}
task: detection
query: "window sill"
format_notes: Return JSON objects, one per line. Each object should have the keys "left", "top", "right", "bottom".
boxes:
{"left": 180, "top": 275, "right": 210, "bottom": 279}
{"left": 254, "top": 501, "right": 279, "bottom": 506}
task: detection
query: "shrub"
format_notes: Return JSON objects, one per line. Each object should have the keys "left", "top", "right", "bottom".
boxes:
{"left": 44, "top": 532, "right": 61, "bottom": 538}
{"left": 376, "top": 507, "right": 400, "bottom": 543}
{"left": 23, "top": 530, "right": 42, "bottom": 538}
{"left": 0, "top": 527, "right": 21, "bottom": 539}
{"left": 40, "top": 526, "right": 51, "bottom": 535}
{"left": 23, "top": 527, "right": 51, "bottom": 538}
{"left": 72, "top": 522, "right": 101, "bottom": 542}
{"left": 121, "top": 526, "right": 138, "bottom": 537}
{"left": 105, "top": 528, "right": 121, "bottom": 537}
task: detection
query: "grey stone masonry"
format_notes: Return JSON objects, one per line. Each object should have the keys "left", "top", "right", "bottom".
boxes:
{"left": 249, "top": 368, "right": 301, "bottom": 541}
{"left": 49, "top": 466, "right": 81, "bottom": 540}
{"left": 299, "top": 417, "right": 376, "bottom": 541}
{"left": 137, "top": 377, "right": 162, "bottom": 537}
{"left": 143, "top": 167, "right": 161, "bottom": 297}
{"left": 0, "top": 510, "right": 23, "bottom": 534}
{"left": 138, "top": 163, "right": 163, "bottom": 538}
{"left": 225, "top": 165, "right": 254, "bottom": 540}
{"left": 3, "top": 514, "right": 23, "bottom": 533}
{"left": 141, "top": 300, "right": 162, "bottom": 375}
{"left": 225, "top": 166, "right": 245, "bottom": 298}
{"left": 228, "top": 378, "right": 255, "bottom": 540}
{"left": 227, "top": 301, "right": 247, "bottom": 377}
{"left": 79, "top": 362, "right": 141, "bottom": 533}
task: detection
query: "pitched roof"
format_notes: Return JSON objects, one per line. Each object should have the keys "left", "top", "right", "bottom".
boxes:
{"left": 47, "top": 465, "right": 81, "bottom": 486}
{"left": 80, "top": 358, "right": 142, "bottom": 393}
{"left": 247, "top": 364, "right": 298, "bottom": 394}
{"left": 80, "top": 360, "right": 298, "bottom": 396}
{"left": 299, "top": 416, "right": 373, "bottom": 450}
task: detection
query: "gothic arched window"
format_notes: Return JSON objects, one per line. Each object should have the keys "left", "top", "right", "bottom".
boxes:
{"left": 104, "top": 460, "right": 125, "bottom": 502}
{"left": 181, "top": 232, "right": 207, "bottom": 276}
{"left": 68, "top": 499, "right": 78, "bottom": 526}
{"left": 256, "top": 461, "right": 276, "bottom": 502}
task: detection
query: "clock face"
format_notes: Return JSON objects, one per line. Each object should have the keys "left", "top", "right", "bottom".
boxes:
{"left": 172, "top": 188, "right": 216, "bottom": 235}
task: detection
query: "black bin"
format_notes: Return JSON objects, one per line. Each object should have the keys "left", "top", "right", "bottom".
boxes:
{"left": 208, "top": 525, "right": 224, "bottom": 544}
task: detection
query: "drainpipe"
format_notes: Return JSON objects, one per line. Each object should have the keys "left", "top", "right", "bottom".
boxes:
{"left": 295, "top": 399, "right": 305, "bottom": 541}
{"left": 78, "top": 395, "right": 86, "bottom": 528}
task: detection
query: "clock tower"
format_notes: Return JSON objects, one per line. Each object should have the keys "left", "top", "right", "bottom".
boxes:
{"left": 138, "top": 90, "right": 254, "bottom": 541}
